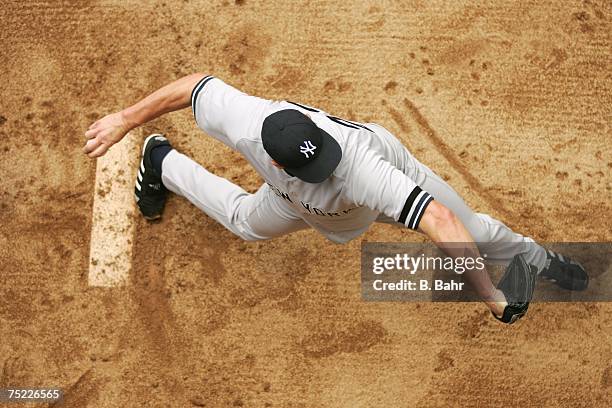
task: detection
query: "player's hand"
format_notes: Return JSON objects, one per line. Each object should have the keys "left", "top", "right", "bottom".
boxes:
{"left": 83, "top": 111, "right": 133, "bottom": 158}
{"left": 485, "top": 288, "right": 508, "bottom": 319}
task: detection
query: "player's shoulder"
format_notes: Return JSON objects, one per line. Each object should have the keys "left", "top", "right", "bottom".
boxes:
{"left": 192, "top": 75, "right": 273, "bottom": 107}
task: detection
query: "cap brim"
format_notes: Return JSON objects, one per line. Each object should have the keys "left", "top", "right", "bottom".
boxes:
{"left": 286, "top": 128, "right": 342, "bottom": 183}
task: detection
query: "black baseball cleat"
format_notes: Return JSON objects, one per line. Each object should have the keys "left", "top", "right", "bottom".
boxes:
{"left": 540, "top": 250, "right": 589, "bottom": 291}
{"left": 134, "top": 134, "right": 171, "bottom": 220}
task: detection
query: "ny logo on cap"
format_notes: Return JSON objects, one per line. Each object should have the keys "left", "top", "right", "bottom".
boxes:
{"left": 299, "top": 140, "right": 317, "bottom": 158}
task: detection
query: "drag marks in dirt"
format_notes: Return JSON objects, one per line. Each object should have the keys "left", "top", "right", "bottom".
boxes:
{"left": 128, "top": 214, "right": 195, "bottom": 347}
{"left": 602, "top": 366, "right": 612, "bottom": 388}
{"left": 386, "top": 105, "right": 416, "bottom": 153}
{"left": 131, "top": 251, "right": 177, "bottom": 352}
{"left": 389, "top": 98, "right": 513, "bottom": 221}
{"left": 120, "top": 220, "right": 198, "bottom": 403}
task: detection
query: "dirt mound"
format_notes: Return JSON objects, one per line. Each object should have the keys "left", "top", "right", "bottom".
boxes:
{"left": 1, "top": 1, "right": 610, "bottom": 406}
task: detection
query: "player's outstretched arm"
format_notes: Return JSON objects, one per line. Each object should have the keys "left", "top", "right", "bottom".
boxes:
{"left": 83, "top": 73, "right": 207, "bottom": 158}
{"left": 418, "top": 201, "right": 508, "bottom": 317}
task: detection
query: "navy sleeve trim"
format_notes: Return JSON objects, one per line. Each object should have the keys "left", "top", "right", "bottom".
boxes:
{"left": 398, "top": 186, "right": 422, "bottom": 224}
{"left": 397, "top": 186, "right": 434, "bottom": 230}
{"left": 287, "top": 100, "right": 320, "bottom": 112}
{"left": 409, "top": 195, "right": 434, "bottom": 230}
{"left": 288, "top": 101, "right": 374, "bottom": 133}
{"left": 191, "top": 75, "right": 214, "bottom": 120}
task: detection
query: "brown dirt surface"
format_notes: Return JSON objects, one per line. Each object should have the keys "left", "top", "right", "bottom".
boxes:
{"left": 1, "top": 0, "right": 611, "bottom": 407}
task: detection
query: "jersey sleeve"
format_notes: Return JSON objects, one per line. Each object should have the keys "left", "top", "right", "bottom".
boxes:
{"left": 344, "top": 148, "right": 434, "bottom": 230}
{"left": 190, "top": 76, "right": 269, "bottom": 148}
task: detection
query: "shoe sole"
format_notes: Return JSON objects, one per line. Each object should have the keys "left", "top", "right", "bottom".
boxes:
{"left": 136, "top": 133, "right": 165, "bottom": 221}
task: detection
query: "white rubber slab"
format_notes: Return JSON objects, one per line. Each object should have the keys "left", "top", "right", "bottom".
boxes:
{"left": 88, "top": 133, "right": 139, "bottom": 286}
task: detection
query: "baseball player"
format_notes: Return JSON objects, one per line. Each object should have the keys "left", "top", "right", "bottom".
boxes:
{"left": 84, "top": 74, "right": 588, "bottom": 323}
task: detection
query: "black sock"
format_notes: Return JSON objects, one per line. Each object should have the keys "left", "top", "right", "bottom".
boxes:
{"left": 151, "top": 145, "right": 172, "bottom": 175}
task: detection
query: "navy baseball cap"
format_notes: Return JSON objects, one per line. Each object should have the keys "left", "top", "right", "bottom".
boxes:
{"left": 261, "top": 109, "right": 342, "bottom": 183}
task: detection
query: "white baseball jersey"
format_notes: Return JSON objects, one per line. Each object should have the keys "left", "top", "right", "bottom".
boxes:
{"left": 190, "top": 76, "right": 434, "bottom": 243}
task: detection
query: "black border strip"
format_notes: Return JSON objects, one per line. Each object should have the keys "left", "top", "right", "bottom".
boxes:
{"left": 287, "top": 100, "right": 320, "bottom": 112}
{"left": 288, "top": 101, "right": 373, "bottom": 132}
{"left": 411, "top": 195, "right": 434, "bottom": 230}
{"left": 408, "top": 192, "right": 430, "bottom": 229}
{"left": 398, "top": 186, "right": 422, "bottom": 224}
{"left": 328, "top": 115, "right": 360, "bottom": 129}
{"left": 332, "top": 116, "right": 374, "bottom": 133}
{"left": 191, "top": 75, "right": 214, "bottom": 118}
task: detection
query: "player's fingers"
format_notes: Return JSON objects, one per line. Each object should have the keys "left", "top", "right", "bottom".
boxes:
{"left": 84, "top": 127, "right": 100, "bottom": 139}
{"left": 88, "top": 143, "right": 108, "bottom": 158}
{"left": 88, "top": 120, "right": 101, "bottom": 130}
{"left": 83, "top": 137, "right": 101, "bottom": 154}
{"left": 96, "top": 128, "right": 114, "bottom": 144}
